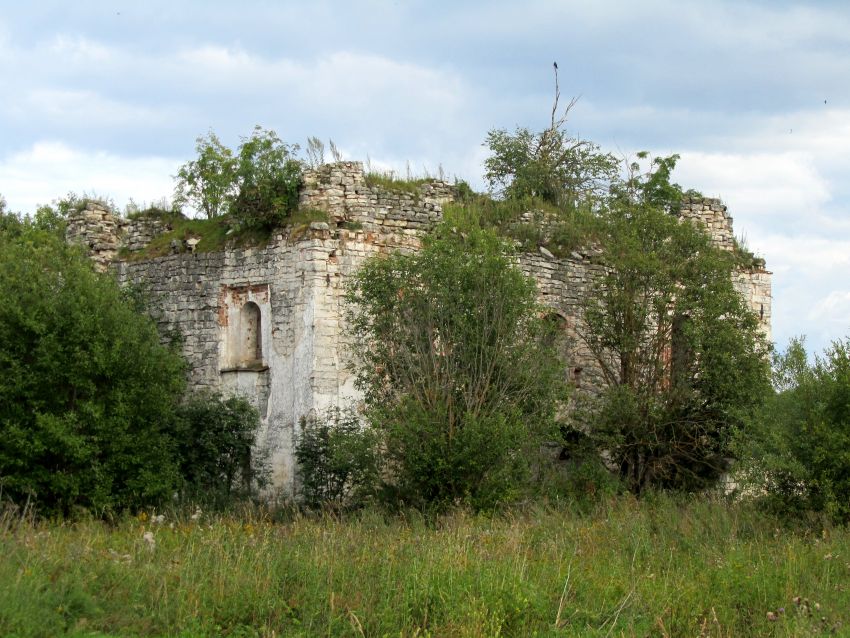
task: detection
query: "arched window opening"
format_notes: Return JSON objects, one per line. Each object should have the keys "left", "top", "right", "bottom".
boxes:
{"left": 240, "top": 301, "right": 262, "bottom": 366}
{"left": 571, "top": 367, "right": 583, "bottom": 388}
{"left": 542, "top": 311, "right": 568, "bottom": 348}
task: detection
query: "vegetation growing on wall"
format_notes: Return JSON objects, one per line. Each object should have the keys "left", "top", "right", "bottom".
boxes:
{"left": 483, "top": 68, "right": 618, "bottom": 209}
{"left": 174, "top": 126, "right": 303, "bottom": 230}
{"left": 345, "top": 223, "right": 566, "bottom": 510}
{"left": 575, "top": 201, "right": 771, "bottom": 493}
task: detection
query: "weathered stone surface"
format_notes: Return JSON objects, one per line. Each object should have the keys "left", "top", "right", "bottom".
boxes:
{"left": 65, "top": 162, "right": 772, "bottom": 497}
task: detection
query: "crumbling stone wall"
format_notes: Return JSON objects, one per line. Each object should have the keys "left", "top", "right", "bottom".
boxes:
{"left": 66, "top": 201, "right": 125, "bottom": 271}
{"left": 66, "top": 202, "right": 172, "bottom": 266}
{"left": 300, "top": 161, "right": 451, "bottom": 234}
{"left": 678, "top": 196, "right": 735, "bottom": 251}
{"left": 67, "top": 162, "right": 772, "bottom": 496}
{"left": 124, "top": 217, "right": 170, "bottom": 252}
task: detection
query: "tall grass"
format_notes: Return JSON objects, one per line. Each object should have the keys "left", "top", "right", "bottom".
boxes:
{"left": 2, "top": 496, "right": 848, "bottom": 637}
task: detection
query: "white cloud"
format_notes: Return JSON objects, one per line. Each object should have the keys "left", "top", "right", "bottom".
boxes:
{"left": 677, "top": 151, "right": 830, "bottom": 214}
{"left": 0, "top": 142, "right": 178, "bottom": 214}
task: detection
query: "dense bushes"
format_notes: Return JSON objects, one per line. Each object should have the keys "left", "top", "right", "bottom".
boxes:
{"left": 741, "top": 338, "right": 850, "bottom": 522}
{"left": 0, "top": 219, "right": 186, "bottom": 515}
{"left": 294, "top": 408, "right": 379, "bottom": 509}
{"left": 340, "top": 223, "right": 566, "bottom": 510}
{"left": 0, "top": 213, "right": 265, "bottom": 515}
{"left": 175, "top": 393, "right": 268, "bottom": 508}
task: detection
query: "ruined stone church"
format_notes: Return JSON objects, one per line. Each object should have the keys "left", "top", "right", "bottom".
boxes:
{"left": 66, "top": 162, "right": 772, "bottom": 495}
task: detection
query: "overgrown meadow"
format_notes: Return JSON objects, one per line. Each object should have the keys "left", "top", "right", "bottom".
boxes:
{"left": 3, "top": 496, "right": 848, "bottom": 637}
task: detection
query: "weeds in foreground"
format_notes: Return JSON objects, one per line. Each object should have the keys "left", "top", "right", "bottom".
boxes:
{"left": 2, "top": 496, "right": 848, "bottom": 637}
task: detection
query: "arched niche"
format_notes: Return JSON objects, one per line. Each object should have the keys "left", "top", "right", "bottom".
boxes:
{"left": 239, "top": 301, "right": 262, "bottom": 367}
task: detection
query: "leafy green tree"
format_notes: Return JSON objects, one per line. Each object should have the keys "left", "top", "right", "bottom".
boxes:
{"left": 174, "top": 131, "right": 238, "bottom": 219}
{"left": 174, "top": 127, "right": 302, "bottom": 228}
{"left": 0, "top": 222, "right": 186, "bottom": 515}
{"left": 741, "top": 338, "right": 850, "bottom": 522}
{"left": 574, "top": 198, "right": 771, "bottom": 494}
{"left": 345, "top": 224, "right": 566, "bottom": 509}
{"left": 612, "top": 152, "right": 695, "bottom": 214}
{"left": 174, "top": 392, "right": 268, "bottom": 508}
{"left": 484, "top": 68, "right": 618, "bottom": 208}
{"left": 231, "top": 126, "right": 303, "bottom": 230}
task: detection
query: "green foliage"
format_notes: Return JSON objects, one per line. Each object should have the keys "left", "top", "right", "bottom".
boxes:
{"left": 742, "top": 338, "right": 850, "bottom": 523}
{"left": 174, "top": 127, "right": 303, "bottom": 229}
{"left": 174, "top": 393, "right": 268, "bottom": 508}
{"left": 575, "top": 200, "right": 771, "bottom": 494}
{"left": 345, "top": 224, "right": 566, "bottom": 509}
{"left": 230, "top": 127, "right": 303, "bottom": 230}
{"left": 612, "top": 151, "right": 691, "bottom": 213}
{"left": 483, "top": 74, "right": 618, "bottom": 209}
{"left": 3, "top": 498, "right": 849, "bottom": 637}
{"left": 443, "top": 195, "right": 600, "bottom": 257}
{"left": 1, "top": 193, "right": 107, "bottom": 241}
{"left": 294, "top": 408, "right": 380, "bottom": 509}
{"left": 484, "top": 125, "right": 618, "bottom": 208}
{"left": 174, "top": 131, "right": 238, "bottom": 219}
{"left": 0, "top": 225, "right": 186, "bottom": 515}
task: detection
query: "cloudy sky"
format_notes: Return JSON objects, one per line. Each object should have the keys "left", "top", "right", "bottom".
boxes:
{"left": 1, "top": 1, "right": 848, "bottom": 354}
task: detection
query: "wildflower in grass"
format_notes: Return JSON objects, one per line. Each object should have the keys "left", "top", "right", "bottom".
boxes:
{"left": 152, "top": 514, "right": 165, "bottom": 525}
{"left": 766, "top": 611, "right": 777, "bottom": 621}
{"left": 143, "top": 531, "right": 156, "bottom": 551}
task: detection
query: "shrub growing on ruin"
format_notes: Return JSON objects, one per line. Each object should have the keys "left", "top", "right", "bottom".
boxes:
{"left": 294, "top": 407, "right": 380, "bottom": 509}
{"left": 174, "top": 392, "right": 269, "bottom": 508}
{"left": 483, "top": 67, "right": 618, "bottom": 209}
{"left": 574, "top": 198, "right": 771, "bottom": 494}
{"left": 174, "top": 131, "right": 238, "bottom": 219}
{"left": 230, "top": 127, "right": 303, "bottom": 230}
{"left": 0, "top": 222, "right": 186, "bottom": 515}
{"left": 345, "top": 223, "right": 566, "bottom": 510}
{"left": 174, "top": 127, "right": 302, "bottom": 229}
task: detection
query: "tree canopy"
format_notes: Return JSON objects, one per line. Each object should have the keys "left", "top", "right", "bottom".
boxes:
{"left": 574, "top": 198, "right": 771, "bottom": 493}
{"left": 483, "top": 69, "right": 618, "bottom": 209}
{"left": 174, "top": 126, "right": 302, "bottom": 229}
{"left": 0, "top": 218, "right": 186, "bottom": 514}
{"left": 344, "top": 224, "right": 566, "bottom": 509}
{"left": 741, "top": 338, "right": 850, "bottom": 522}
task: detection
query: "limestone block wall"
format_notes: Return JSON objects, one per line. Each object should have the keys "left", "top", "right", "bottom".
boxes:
{"left": 518, "top": 250, "right": 609, "bottom": 392}
{"left": 734, "top": 267, "right": 772, "bottom": 342}
{"left": 65, "top": 162, "right": 772, "bottom": 497}
{"left": 66, "top": 201, "right": 126, "bottom": 271}
{"left": 107, "top": 166, "right": 455, "bottom": 496}
{"left": 300, "top": 161, "right": 451, "bottom": 234}
{"left": 124, "top": 217, "right": 170, "bottom": 252}
{"left": 678, "top": 196, "right": 735, "bottom": 251}
{"left": 116, "top": 235, "right": 324, "bottom": 493}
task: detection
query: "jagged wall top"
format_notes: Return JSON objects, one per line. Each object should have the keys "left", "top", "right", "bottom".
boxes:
{"left": 677, "top": 196, "right": 735, "bottom": 251}
{"left": 299, "top": 161, "right": 454, "bottom": 231}
{"left": 65, "top": 201, "right": 125, "bottom": 271}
